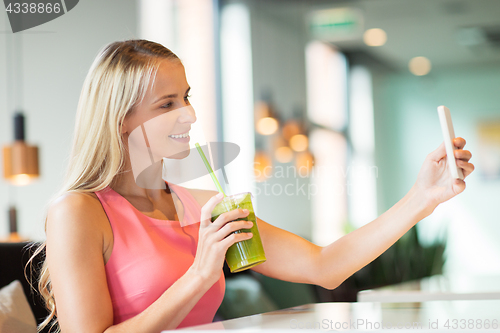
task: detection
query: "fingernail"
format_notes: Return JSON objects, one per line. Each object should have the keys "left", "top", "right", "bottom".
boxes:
{"left": 216, "top": 192, "right": 223, "bottom": 198}
{"left": 243, "top": 209, "right": 249, "bottom": 214}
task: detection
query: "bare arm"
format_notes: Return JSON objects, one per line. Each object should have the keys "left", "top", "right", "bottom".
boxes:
{"left": 251, "top": 138, "right": 474, "bottom": 289}
{"left": 250, "top": 188, "right": 426, "bottom": 289}
{"left": 46, "top": 192, "right": 251, "bottom": 333}
{"left": 195, "top": 188, "right": 427, "bottom": 288}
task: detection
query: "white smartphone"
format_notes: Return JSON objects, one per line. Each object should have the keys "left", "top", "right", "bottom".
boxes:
{"left": 437, "top": 105, "right": 464, "bottom": 180}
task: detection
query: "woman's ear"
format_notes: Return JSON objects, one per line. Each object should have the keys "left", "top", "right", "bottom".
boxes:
{"left": 120, "top": 121, "right": 127, "bottom": 134}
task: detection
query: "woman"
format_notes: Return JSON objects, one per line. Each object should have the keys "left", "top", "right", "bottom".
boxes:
{"left": 37, "top": 40, "right": 474, "bottom": 333}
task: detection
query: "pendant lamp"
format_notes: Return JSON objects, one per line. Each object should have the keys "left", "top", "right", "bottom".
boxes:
{"left": 2, "top": 32, "right": 39, "bottom": 241}
{"left": 3, "top": 113, "right": 39, "bottom": 186}
{"left": 2, "top": 113, "right": 39, "bottom": 241}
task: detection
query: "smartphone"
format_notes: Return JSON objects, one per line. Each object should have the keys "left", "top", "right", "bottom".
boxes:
{"left": 437, "top": 105, "right": 464, "bottom": 180}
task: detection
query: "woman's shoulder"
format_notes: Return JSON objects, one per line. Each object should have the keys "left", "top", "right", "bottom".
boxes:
{"left": 47, "top": 191, "right": 108, "bottom": 237}
{"left": 49, "top": 191, "right": 101, "bottom": 212}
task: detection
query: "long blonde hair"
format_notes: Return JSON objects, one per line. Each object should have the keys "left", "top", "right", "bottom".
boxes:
{"left": 30, "top": 40, "right": 180, "bottom": 332}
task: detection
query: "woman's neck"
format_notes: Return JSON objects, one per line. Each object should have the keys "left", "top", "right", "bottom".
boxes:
{"left": 113, "top": 159, "right": 170, "bottom": 200}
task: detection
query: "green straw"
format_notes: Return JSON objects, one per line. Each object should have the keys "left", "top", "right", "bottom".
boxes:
{"left": 195, "top": 142, "right": 226, "bottom": 197}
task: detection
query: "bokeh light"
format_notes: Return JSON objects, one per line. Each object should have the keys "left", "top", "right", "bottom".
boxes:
{"left": 10, "top": 174, "right": 32, "bottom": 186}
{"left": 275, "top": 146, "right": 294, "bottom": 163}
{"left": 289, "top": 134, "right": 309, "bottom": 152}
{"left": 256, "top": 117, "right": 279, "bottom": 135}
{"left": 363, "top": 28, "right": 387, "bottom": 47}
{"left": 408, "top": 56, "right": 432, "bottom": 76}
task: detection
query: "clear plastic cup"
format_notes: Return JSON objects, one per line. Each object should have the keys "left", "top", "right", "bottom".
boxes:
{"left": 210, "top": 192, "right": 266, "bottom": 273}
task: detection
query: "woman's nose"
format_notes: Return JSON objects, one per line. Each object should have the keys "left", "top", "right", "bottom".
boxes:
{"left": 178, "top": 105, "right": 197, "bottom": 124}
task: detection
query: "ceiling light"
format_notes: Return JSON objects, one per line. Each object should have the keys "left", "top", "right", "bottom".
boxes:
{"left": 363, "top": 28, "right": 387, "bottom": 47}
{"left": 408, "top": 56, "right": 432, "bottom": 76}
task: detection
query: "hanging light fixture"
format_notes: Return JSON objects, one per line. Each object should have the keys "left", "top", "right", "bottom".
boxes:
{"left": 282, "top": 117, "right": 309, "bottom": 152}
{"left": 283, "top": 115, "right": 314, "bottom": 175}
{"left": 255, "top": 100, "right": 279, "bottom": 136}
{"left": 2, "top": 114, "right": 39, "bottom": 240}
{"left": 282, "top": 119, "right": 301, "bottom": 142}
{"left": 2, "top": 32, "right": 40, "bottom": 241}
{"left": 3, "top": 113, "right": 40, "bottom": 186}
{"left": 273, "top": 135, "right": 294, "bottom": 164}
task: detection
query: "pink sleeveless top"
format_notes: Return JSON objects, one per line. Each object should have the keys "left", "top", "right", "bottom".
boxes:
{"left": 94, "top": 183, "right": 225, "bottom": 328}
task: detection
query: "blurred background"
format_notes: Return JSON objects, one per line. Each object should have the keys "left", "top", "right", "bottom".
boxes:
{"left": 1, "top": 0, "right": 500, "bottom": 317}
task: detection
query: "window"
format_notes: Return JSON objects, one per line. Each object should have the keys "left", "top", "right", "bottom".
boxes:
{"left": 306, "top": 42, "right": 377, "bottom": 245}
{"left": 306, "top": 41, "right": 348, "bottom": 245}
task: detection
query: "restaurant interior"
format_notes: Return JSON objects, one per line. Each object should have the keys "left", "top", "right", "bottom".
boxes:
{"left": 1, "top": 0, "right": 500, "bottom": 331}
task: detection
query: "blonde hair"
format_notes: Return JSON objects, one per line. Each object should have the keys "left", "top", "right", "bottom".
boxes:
{"left": 29, "top": 40, "right": 180, "bottom": 332}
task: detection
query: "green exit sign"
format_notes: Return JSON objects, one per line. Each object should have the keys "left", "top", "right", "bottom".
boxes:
{"left": 309, "top": 7, "right": 364, "bottom": 42}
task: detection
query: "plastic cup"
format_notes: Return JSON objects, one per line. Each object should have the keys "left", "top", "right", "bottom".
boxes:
{"left": 211, "top": 192, "right": 266, "bottom": 273}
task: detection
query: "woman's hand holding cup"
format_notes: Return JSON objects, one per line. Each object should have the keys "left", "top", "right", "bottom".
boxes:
{"left": 188, "top": 192, "right": 253, "bottom": 286}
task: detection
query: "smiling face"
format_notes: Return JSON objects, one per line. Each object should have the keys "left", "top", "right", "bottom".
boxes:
{"left": 122, "top": 60, "right": 196, "bottom": 160}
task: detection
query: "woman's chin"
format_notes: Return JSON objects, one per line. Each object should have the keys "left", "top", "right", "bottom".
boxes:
{"left": 162, "top": 149, "right": 191, "bottom": 160}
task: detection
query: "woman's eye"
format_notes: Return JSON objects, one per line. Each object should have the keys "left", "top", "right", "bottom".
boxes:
{"left": 160, "top": 95, "right": 190, "bottom": 109}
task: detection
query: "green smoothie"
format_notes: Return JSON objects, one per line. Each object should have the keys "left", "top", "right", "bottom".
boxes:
{"left": 211, "top": 192, "right": 266, "bottom": 273}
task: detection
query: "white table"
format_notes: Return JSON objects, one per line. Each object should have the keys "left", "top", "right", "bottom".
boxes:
{"left": 358, "top": 275, "right": 500, "bottom": 302}
{"left": 172, "top": 300, "right": 500, "bottom": 332}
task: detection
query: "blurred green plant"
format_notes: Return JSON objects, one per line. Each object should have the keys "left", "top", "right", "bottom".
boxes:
{"left": 314, "top": 220, "right": 448, "bottom": 302}
{"left": 349, "top": 220, "right": 447, "bottom": 290}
